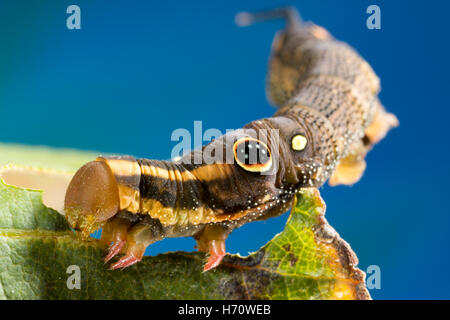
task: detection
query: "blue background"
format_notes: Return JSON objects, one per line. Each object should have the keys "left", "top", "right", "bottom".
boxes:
{"left": 0, "top": 0, "right": 449, "bottom": 299}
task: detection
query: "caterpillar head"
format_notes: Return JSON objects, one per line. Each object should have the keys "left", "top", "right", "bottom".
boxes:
{"left": 174, "top": 115, "right": 332, "bottom": 222}
{"left": 64, "top": 160, "right": 122, "bottom": 238}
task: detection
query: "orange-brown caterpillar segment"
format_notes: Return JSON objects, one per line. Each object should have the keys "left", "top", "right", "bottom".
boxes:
{"left": 64, "top": 160, "right": 120, "bottom": 239}
{"left": 65, "top": 157, "right": 238, "bottom": 270}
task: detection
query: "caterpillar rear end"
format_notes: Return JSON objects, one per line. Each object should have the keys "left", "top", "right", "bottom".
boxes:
{"left": 64, "top": 7, "right": 398, "bottom": 272}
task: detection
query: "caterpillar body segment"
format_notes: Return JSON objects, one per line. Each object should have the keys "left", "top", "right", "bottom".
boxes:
{"left": 64, "top": 7, "right": 398, "bottom": 271}
{"left": 255, "top": 7, "right": 397, "bottom": 185}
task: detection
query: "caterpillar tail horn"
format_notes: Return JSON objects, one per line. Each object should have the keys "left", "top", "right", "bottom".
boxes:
{"left": 235, "top": 6, "right": 302, "bottom": 29}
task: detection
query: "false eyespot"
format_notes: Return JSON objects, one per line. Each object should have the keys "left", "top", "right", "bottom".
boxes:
{"left": 291, "top": 134, "right": 308, "bottom": 151}
{"left": 233, "top": 137, "right": 272, "bottom": 173}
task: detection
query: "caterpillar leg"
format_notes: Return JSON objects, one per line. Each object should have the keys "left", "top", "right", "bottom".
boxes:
{"left": 101, "top": 217, "right": 132, "bottom": 263}
{"left": 329, "top": 140, "right": 367, "bottom": 186}
{"left": 329, "top": 101, "right": 398, "bottom": 186}
{"left": 194, "top": 225, "right": 230, "bottom": 272}
{"left": 106, "top": 221, "right": 162, "bottom": 270}
{"left": 365, "top": 100, "right": 399, "bottom": 146}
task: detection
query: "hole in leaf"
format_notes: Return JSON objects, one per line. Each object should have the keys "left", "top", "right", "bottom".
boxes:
{"left": 0, "top": 166, "right": 73, "bottom": 213}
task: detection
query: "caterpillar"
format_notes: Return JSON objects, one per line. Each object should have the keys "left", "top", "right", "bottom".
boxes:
{"left": 64, "top": 7, "right": 398, "bottom": 271}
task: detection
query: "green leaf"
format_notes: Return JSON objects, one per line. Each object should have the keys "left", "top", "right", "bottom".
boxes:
{"left": 0, "top": 144, "right": 370, "bottom": 300}
{"left": 0, "top": 142, "right": 100, "bottom": 172}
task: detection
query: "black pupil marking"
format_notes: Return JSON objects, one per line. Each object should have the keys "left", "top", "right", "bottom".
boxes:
{"left": 236, "top": 140, "right": 270, "bottom": 166}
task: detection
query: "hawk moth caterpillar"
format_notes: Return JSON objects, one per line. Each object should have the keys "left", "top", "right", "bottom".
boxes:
{"left": 64, "top": 7, "right": 398, "bottom": 271}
